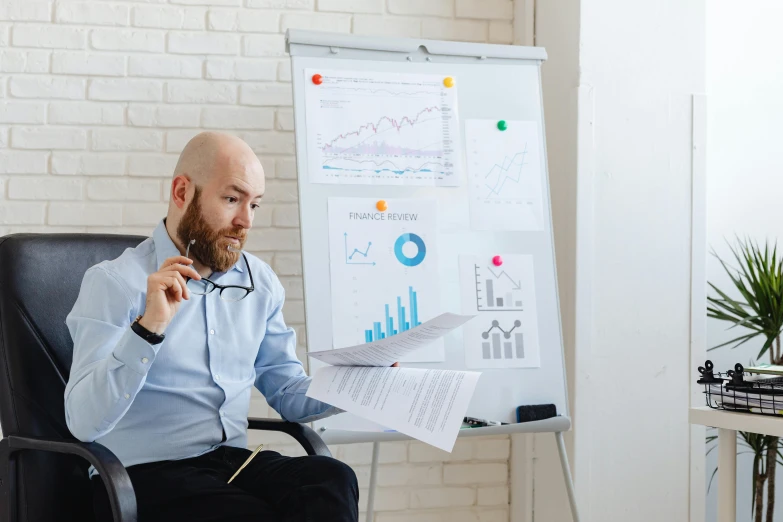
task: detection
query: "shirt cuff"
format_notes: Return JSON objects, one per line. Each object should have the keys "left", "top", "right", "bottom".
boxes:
{"left": 297, "top": 406, "right": 343, "bottom": 424}
{"left": 112, "top": 326, "right": 161, "bottom": 375}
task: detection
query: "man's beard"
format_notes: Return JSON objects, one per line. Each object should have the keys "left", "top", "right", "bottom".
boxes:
{"left": 176, "top": 186, "right": 247, "bottom": 273}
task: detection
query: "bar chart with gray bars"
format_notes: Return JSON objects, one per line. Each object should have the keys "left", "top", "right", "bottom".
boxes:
{"left": 481, "top": 320, "right": 524, "bottom": 359}
{"left": 474, "top": 264, "right": 524, "bottom": 311}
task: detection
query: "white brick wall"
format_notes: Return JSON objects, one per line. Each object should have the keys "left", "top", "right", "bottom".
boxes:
{"left": 10, "top": 76, "right": 85, "bottom": 99}
{"left": 129, "top": 55, "right": 203, "bottom": 79}
{"left": 242, "top": 34, "right": 286, "bottom": 56}
{"left": 91, "top": 29, "right": 166, "bottom": 53}
{"left": 0, "top": 1, "right": 515, "bottom": 520}
{"left": 0, "top": 102, "right": 46, "bottom": 124}
{"left": 52, "top": 51, "right": 126, "bottom": 77}
{"left": 49, "top": 102, "right": 125, "bottom": 125}
{"left": 89, "top": 79, "right": 163, "bottom": 101}
{"left": 0, "top": 50, "right": 51, "bottom": 74}
{"left": 56, "top": 3, "right": 131, "bottom": 27}
{"left": 131, "top": 6, "right": 207, "bottom": 30}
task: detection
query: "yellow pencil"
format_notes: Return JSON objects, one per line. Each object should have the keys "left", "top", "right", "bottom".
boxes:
{"left": 227, "top": 443, "right": 264, "bottom": 484}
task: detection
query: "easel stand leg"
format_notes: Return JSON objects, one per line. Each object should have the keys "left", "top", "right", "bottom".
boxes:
{"left": 555, "top": 431, "right": 580, "bottom": 522}
{"left": 365, "top": 441, "right": 380, "bottom": 522}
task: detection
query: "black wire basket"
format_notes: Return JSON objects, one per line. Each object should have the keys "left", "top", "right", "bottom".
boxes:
{"left": 698, "top": 360, "right": 783, "bottom": 417}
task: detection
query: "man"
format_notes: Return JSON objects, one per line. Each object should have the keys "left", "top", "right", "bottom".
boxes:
{"left": 64, "top": 132, "right": 358, "bottom": 522}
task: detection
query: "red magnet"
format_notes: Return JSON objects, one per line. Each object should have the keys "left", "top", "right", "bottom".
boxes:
{"left": 312, "top": 74, "right": 323, "bottom": 85}
{"left": 492, "top": 255, "right": 503, "bottom": 266}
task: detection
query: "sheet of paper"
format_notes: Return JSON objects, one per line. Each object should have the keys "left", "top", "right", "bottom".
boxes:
{"left": 309, "top": 312, "right": 475, "bottom": 367}
{"left": 304, "top": 69, "right": 461, "bottom": 187}
{"left": 307, "top": 366, "right": 481, "bottom": 452}
{"left": 459, "top": 255, "right": 541, "bottom": 369}
{"left": 465, "top": 119, "right": 544, "bottom": 231}
{"left": 745, "top": 364, "right": 783, "bottom": 376}
{"left": 328, "top": 197, "right": 444, "bottom": 362}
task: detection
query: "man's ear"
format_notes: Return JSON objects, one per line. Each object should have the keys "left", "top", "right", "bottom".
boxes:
{"left": 171, "top": 175, "right": 190, "bottom": 209}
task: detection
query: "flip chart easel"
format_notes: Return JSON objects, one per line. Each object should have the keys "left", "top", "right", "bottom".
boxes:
{"left": 285, "top": 29, "right": 579, "bottom": 522}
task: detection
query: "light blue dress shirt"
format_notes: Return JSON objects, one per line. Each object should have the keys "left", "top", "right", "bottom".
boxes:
{"left": 64, "top": 220, "right": 336, "bottom": 472}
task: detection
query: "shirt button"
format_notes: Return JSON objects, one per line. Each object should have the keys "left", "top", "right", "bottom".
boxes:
{"left": 141, "top": 357, "right": 149, "bottom": 364}
{"left": 124, "top": 394, "right": 130, "bottom": 400}
{"left": 215, "top": 374, "right": 221, "bottom": 382}
{"left": 209, "top": 329, "right": 215, "bottom": 335}
{"left": 220, "top": 411, "right": 225, "bottom": 417}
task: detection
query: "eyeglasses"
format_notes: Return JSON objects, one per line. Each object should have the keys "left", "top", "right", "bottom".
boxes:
{"left": 185, "top": 240, "right": 255, "bottom": 302}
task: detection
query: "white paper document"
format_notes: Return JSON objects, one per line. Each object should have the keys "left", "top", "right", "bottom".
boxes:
{"left": 308, "top": 313, "right": 475, "bottom": 367}
{"left": 465, "top": 119, "right": 544, "bottom": 231}
{"left": 327, "top": 197, "right": 444, "bottom": 362}
{"left": 304, "top": 69, "right": 461, "bottom": 186}
{"left": 307, "top": 366, "right": 480, "bottom": 452}
{"left": 459, "top": 255, "right": 541, "bottom": 369}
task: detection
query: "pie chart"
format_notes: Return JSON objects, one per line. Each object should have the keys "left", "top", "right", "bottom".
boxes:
{"left": 394, "top": 233, "right": 426, "bottom": 267}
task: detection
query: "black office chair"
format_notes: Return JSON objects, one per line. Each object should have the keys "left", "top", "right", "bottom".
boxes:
{"left": 0, "top": 233, "right": 331, "bottom": 522}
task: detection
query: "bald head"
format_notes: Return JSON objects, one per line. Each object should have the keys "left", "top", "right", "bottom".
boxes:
{"left": 173, "top": 131, "right": 260, "bottom": 187}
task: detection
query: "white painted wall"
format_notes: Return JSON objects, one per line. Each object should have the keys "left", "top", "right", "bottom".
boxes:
{"left": 705, "top": 1, "right": 783, "bottom": 520}
{"left": 572, "top": 1, "right": 705, "bottom": 521}
{"left": 512, "top": 2, "right": 707, "bottom": 520}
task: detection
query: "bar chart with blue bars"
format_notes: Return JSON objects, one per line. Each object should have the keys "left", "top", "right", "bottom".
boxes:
{"left": 364, "top": 286, "right": 420, "bottom": 342}
{"left": 328, "top": 197, "right": 443, "bottom": 362}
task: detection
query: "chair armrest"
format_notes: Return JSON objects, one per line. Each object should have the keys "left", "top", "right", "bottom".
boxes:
{"left": 3, "top": 435, "right": 136, "bottom": 522}
{"left": 247, "top": 418, "right": 332, "bottom": 457}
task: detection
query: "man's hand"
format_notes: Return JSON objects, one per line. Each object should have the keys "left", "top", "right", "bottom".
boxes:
{"left": 391, "top": 362, "right": 399, "bottom": 367}
{"left": 138, "top": 256, "right": 201, "bottom": 335}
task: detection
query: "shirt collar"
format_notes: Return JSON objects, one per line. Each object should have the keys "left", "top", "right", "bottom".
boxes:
{"left": 152, "top": 219, "right": 244, "bottom": 273}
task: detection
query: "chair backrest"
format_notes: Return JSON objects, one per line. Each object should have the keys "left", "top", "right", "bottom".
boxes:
{"left": 0, "top": 233, "right": 146, "bottom": 522}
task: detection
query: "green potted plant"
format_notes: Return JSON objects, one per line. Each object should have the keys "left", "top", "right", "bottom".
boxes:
{"left": 707, "top": 237, "right": 783, "bottom": 522}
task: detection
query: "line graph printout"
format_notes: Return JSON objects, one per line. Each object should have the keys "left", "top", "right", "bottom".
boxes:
{"left": 465, "top": 120, "right": 544, "bottom": 231}
{"left": 327, "top": 198, "right": 444, "bottom": 362}
{"left": 458, "top": 254, "right": 541, "bottom": 369}
{"left": 305, "top": 69, "right": 461, "bottom": 186}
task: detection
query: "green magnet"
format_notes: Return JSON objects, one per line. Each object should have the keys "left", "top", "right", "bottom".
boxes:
{"left": 497, "top": 120, "right": 507, "bottom": 131}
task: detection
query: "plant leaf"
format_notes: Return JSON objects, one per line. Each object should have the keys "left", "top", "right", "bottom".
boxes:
{"left": 707, "top": 466, "right": 719, "bottom": 494}
{"left": 708, "top": 237, "right": 783, "bottom": 361}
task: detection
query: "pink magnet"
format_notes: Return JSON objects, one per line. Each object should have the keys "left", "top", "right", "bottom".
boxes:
{"left": 492, "top": 255, "right": 503, "bottom": 266}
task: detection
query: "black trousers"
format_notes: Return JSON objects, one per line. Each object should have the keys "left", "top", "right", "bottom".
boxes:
{"left": 92, "top": 446, "right": 359, "bottom": 522}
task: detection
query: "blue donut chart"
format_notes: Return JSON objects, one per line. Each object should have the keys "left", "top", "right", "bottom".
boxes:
{"left": 394, "top": 233, "right": 426, "bottom": 267}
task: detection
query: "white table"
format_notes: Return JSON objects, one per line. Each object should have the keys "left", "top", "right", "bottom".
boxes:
{"left": 689, "top": 407, "right": 783, "bottom": 522}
